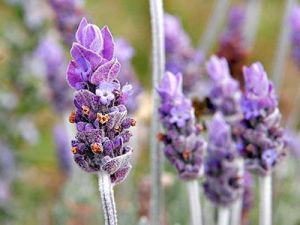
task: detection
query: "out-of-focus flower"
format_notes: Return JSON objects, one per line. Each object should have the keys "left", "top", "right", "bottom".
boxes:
{"left": 67, "top": 18, "right": 135, "bottom": 185}
{"left": 115, "top": 38, "right": 142, "bottom": 114}
{"left": 217, "top": 6, "right": 249, "bottom": 85}
{"left": 23, "top": 0, "right": 50, "bottom": 29}
{"left": 289, "top": 5, "right": 300, "bottom": 69}
{"left": 203, "top": 113, "right": 243, "bottom": 206}
{"left": 49, "top": 0, "right": 85, "bottom": 46}
{"left": 53, "top": 124, "right": 72, "bottom": 176}
{"left": 17, "top": 119, "right": 39, "bottom": 145}
{"left": 35, "top": 35, "right": 71, "bottom": 112}
{"left": 157, "top": 72, "right": 206, "bottom": 180}
{"left": 238, "top": 63, "right": 287, "bottom": 176}
{"left": 206, "top": 56, "right": 242, "bottom": 119}
{"left": 0, "top": 142, "right": 15, "bottom": 207}
{"left": 164, "top": 13, "right": 204, "bottom": 96}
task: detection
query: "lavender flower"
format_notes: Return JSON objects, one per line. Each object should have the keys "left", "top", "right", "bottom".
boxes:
{"left": 157, "top": 72, "right": 205, "bottom": 180}
{"left": 49, "top": 0, "right": 85, "bottom": 46}
{"left": 203, "top": 113, "right": 243, "bottom": 206}
{"left": 36, "top": 35, "right": 71, "bottom": 112}
{"left": 238, "top": 63, "right": 286, "bottom": 176}
{"left": 164, "top": 14, "right": 204, "bottom": 95}
{"left": 217, "top": 6, "right": 249, "bottom": 85}
{"left": 115, "top": 38, "right": 142, "bottom": 113}
{"left": 206, "top": 56, "right": 242, "bottom": 119}
{"left": 67, "top": 18, "right": 135, "bottom": 185}
{"left": 53, "top": 124, "right": 72, "bottom": 176}
{"left": 289, "top": 5, "right": 300, "bottom": 69}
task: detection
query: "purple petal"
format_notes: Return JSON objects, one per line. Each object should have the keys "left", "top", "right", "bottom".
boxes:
{"left": 75, "top": 17, "right": 88, "bottom": 44}
{"left": 101, "top": 26, "right": 115, "bottom": 60}
{"left": 90, "top": 59, "right": 121, "bottom": 85}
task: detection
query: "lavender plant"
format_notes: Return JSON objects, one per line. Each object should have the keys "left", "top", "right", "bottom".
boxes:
{"left": 203, "top": 113, "right": 243, "bottom": 225}
{"left": 157, "top": 71, "right": 205, "bottom": 225}
{"left": 49, "top": 0, "right": 85, "bottom": 46}
{"left": 238, "top": 62, "right": 287, "bottom": 225}
{"left": 66, "top": 17, "right": 136, "bottom": 225}
{"left": 164, "top": 14, "right": 204, "bottom": 96}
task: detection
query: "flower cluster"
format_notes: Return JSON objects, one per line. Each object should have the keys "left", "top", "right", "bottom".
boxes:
{"left": 53, "top": 124, "right": 72, "bottom": 176}
{"left": 203, "top": 113, "right": 243, "bottom": 206}
{"left": 49, "top": 0, "right": 85, "bottom": 46}
{"left": 164, "top": 14, "right": 204, "bottom": 95}
{"left": 217, "top": 6, "right": 249, "bottom": 85}
{"left": 238, "top": 63, "right": 286, "bottom": 176}
{"left": 289, "top": 5, "right": 300, "bottom": 69}
{"left": 36, "top": 35, "right": 71, "bottom": 112}
{"left": 115, "top": 38, "right": 142, "bottom": 113}
{"left": 157, "top": 72, "right": 205, "bottom": 180}
{"left": 66, "top": 18, "right": 135, "bottom": 185}
{"left": 206, "top": 56, "right": 242, "bottom": 119}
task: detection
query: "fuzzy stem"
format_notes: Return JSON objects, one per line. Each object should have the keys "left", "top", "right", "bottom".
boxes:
{"left": 198, "top": 0, "right": 231, "bottom": 56}
{"left": 186, "top": 180, "right": 202, "bottom": 225}
{"left": 98, "top": 171, "right": 118, "bottom": 225}
{"left": 230, "top": 159, "right": 244, "bottom": 225}
{"left": 243, "top": 0, "right": 262, "bottom": 47}
{"left": 259, "top": 174, "right": 272, "bottom": 225}
{"left": 149, "top": 0, "right": 165, "bottom": 224}
{"left": 218, "top": 206, "right": 230, "bottom": 225}
{"left": 272, "top": 0, "right": 295, "bottom": 94}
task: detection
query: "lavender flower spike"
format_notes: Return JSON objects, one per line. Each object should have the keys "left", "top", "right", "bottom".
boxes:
{"left": 206, "top": 55, "right": 242, "bottom": 120}
{"left": 49, "top": 0, "right": 85, "bottom": 46}
{"left": 66, "top": 17, "right": 136, "bottom": 225}
{"left": 157, "top": 72, "right": 205, "bottom": 225}
{"left": 238, "top": 63, "right": 287, "bottom": 225}
{"left": 289, "top": 5, "right": 300, "bottom": 69}
{"left": 203, "top": 113, "right": 243, "bottom": 207}
{"left": 238, "top": 62, "right": 286, "bottom": 176}
{"left": 157, "top": 72, "right": 205, "bottom": 180}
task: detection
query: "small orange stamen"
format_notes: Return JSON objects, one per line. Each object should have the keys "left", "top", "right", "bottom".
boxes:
{"left": 71, "top": 147, "right": 78, "bottom": 154}
{"left": 91, "top": 143, "right": 103, "bottom": 154}
{"left": 157, "top": 133, "right": 165, "bottom": 142}
{"left": 114, "top": 125, "right": 122, "bottom": 133}
{"left": 246, "top": 144, "right": 255, "bottom": 153}
{"left": 182, "top": 150, "right": 191, "bottom": 161}
{"left": 97, "top": 113, "right": 110, "bottom": 124}
{"left": 82, "top": 105, "right": 90, "bottom": 115}
{"left": 69, "top": 111, "right": 76, "bottom": 123}
{"left": 131, "top": 119, "right": 136, "bottom": 126}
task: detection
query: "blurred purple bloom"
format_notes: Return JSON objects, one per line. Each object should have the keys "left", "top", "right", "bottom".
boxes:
{"left": 115, "top": 38, "right": 142, "bottom": 113}
{"left": 67, "top": 18, "right": 135, "bottom": 185}
{"left": 49, "top": 0, "right": 85, "bottom": 46}
{"left": 164, "top": 13, "right": 204, "bottom": 95}
{"left": 53, "top": 124, "right": 72, "bottom": 176}
{"left": 206, "top": 56, "right": 242, "bottom": 117}
{"left": 289, "top": 5, "right": 300, "bottom": 69}
{"left": 157, "top": 72, "right": 205, "bottom": 180}
{"left": 36, "top": 35, "right": 71, "bottom": 112}
{"left": 203, "top": 113, "right": 243, "bottom": 206}
{"left": 238, "top": 63, "right": 286, "bottom": 176}
{"left": 241, "top": 62, "right": 277, "bottom": 120}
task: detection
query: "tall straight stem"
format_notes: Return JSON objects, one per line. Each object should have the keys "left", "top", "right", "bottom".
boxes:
{"left": 149, "top": 0, "right": 165, "bottom": 224}
{"left": 98, "top": 171, "right": 118, "bottom": 225}
{"left": 186, "top": 180, "right": 202, "bottom": 225}
{"left": 218, "top": 206, "right": 230, "bottom": 225}
{"left": 259, "top": 174, "right": 272, "bottom": 225}
{"left": 243, "top": 0, "right": 262, "bottom": 47}
{"left": 272, "top": 0, "right": 295, "bottom": 94}
{"left": 198, "top": 0, "right": 231, "bottom": 56}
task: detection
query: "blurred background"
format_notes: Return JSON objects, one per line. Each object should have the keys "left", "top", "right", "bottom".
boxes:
{"left": 0, "top": 0, "right": 300, "bottom": 224}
